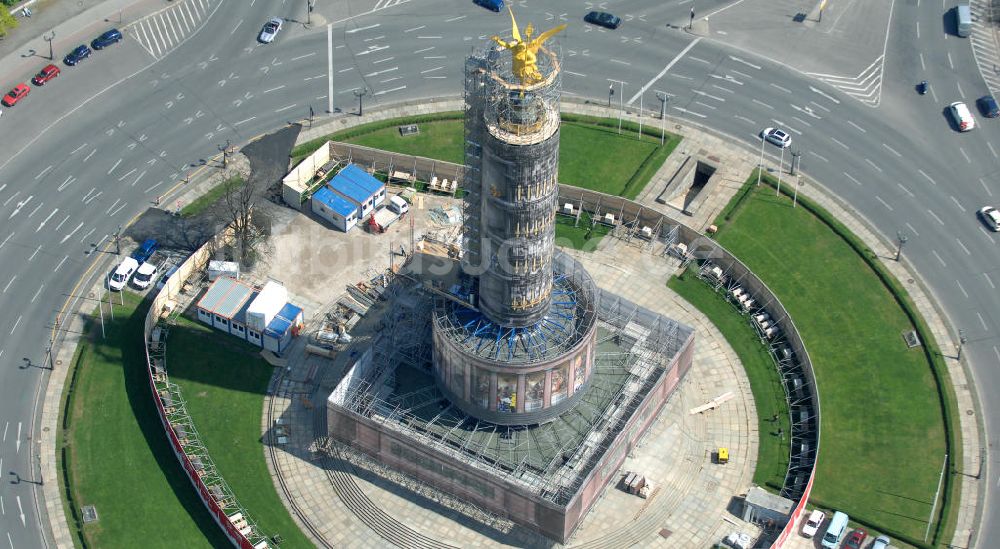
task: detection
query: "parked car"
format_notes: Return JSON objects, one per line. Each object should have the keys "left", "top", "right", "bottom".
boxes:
{"left": 64, "top": 44, "right": 92, "bottom": 66}
{"left": 801, "top": 509, "right": 825, "bottom": 538}
{"left": 131, "top": 251, "right": 165, "bottom": 290}
{"left": 131, "top": 238, "right": 159, "bottom": 264}
{"left": 870, "top": 534, "right": 891, "bottom": 549}
{"left": 979, "top": 206, "right": 1000, "bottom": 231}
{"left": 978, "top": 95, "right": 1000, "bottom": 118}
{"left": 109, "top": 257, "right": 139, "bottom": 291}
{"left": 258, "top": 18, "right": 282, "bottom": 43}
{"left": 32, "top": 65, "right": 61, "bottom": 86}
{"left": 155, "top": 264, "right": 180, "bottom": 291}
{"left": 584, "top": 11, "right": 621, "bottom": 29}
{"left": 761, "top": 127, "right": 792, "bottom": 148}
{"left": 473, "top": 0, "right": 504, "bottom": 11}
{"left": 844, "top": 528, "right": 867, "bottom": 549}
{"left": 949, "top": 101, "right": 976, "bottom": 131}
{"left": 91, "top": 28, "right": 123, "bottom": 50}
{"left": 1, "top": 83, "right": 30, "bottom": 107}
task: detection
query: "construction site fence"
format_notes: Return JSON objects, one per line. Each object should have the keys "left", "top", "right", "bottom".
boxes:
{"left": 141, "top": 227, "right": 268, "bottom": 549}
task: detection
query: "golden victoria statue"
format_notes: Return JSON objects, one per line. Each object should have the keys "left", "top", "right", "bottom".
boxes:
{"left": 491, "top": 7, "right": 566, "bottom": 84}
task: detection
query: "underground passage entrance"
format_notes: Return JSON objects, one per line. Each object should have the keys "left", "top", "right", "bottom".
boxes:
{"left": 656, "top": 156, "right": 719, "bottom": 216}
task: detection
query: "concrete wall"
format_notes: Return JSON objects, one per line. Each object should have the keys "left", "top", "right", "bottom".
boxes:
{"left": 282, "top": 141, "right": 332, "bottom": 209}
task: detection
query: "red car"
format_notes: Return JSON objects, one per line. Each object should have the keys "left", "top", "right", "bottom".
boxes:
{"left": 844, "top": 528, "right": 867, "bottom": 549}
{"left": 1, "top": 83, "right": 30, "bottom": 107}
{"left": 32, "top": 65, "right": 60, "bottom": 86}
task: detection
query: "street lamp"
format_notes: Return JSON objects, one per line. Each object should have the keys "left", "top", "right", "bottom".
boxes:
{"left": 656, "top": 91, "right": 668, "bottom": 145}
{"left": 957, "top": 329, "right": 968, "bottom": 360}
{"left": 307, "top": 0, "right": 316, "bottom": 25}
{"left": 608, "top": 84, "right": 614, "bottom": 107}
{"left": 353, "top": 87, "right": 370, "bottom": 116}
{"left": 219, "top": 139, "right": 231, "bottom": 168}
{"left": 44, "top": 31, "right": 56, "bottom": 61}
{"left": 895, "top": 231, "right": 908, "bottom": 262}
{"left": 114, "top": 225, "right": 122, "bottom": 255}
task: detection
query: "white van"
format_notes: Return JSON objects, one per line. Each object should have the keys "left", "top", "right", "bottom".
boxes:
{"left": 820, "top": 511, "right": 849, "bottom": 548}
{"left": 956, "top": 4, "right": 972, "bottom": 38}
{"left": 388, "top": 195, "right": 409, "bottom": 215}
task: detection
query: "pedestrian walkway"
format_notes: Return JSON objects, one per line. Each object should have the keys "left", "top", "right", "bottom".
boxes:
{"left": 126, "top": 0, "right": 221, "bottom": 60}
{"left": 970, "top": 0, "right": 1000, "bottom": 97}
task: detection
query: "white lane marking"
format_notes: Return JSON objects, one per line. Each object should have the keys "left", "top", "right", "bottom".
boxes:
{"left": 956, "top": 238, "right": 972, "bottom": 255}
{"left": 70, "top": 143, "right": 88, "bottom": 155}
{"left": 104, "top": 198, "right": 121, "bottom": 215}
{"left": 689, "top": 55, "right": 711, "bottom": 64}
{"left": 752, "top": 98, "right": 774, "bottom": 109}
{"left": 729, "top": 55, "right": 761, "bottom": 69}
{"left": 291, "top": 52, "right": 317, "bottom": 61}
{"left": 730, "top": 68, "right": 753, "bottom": 80}
{"left": 843, "top": 172, "right": 861, "bottom": 185}
{"left": 413, "top": 47, "right": 434, "bottom": 54}
{"left": 31, "top": 284, "right": 44, "bottom": 303}
{"left": 692, "top": 89, "right": 725, "bottom": 102}
{"left": 54, "top": 215, "right": 70, "bottom": 231}
{"left": 959, "top": 146, "right": 971, "bottom": 163}
{"left": 234, "top": 116, "right": 256, "bottom": 126}
{"left": 986, "top": 272, "right": 996, "bottom": 289}
{"left": 875, "top": 195, "right": 893, "bottom": 211}
{"left": 610, "top": 58, "right": 631, "bottom": 67}
{"left": 117, "top": 168, "right": 136, "bottom": 182}
{"left": 932, "top": 249, "right": 947, "bottom": 267}
{"left": 928, "top": 209, "right": 945, "bottom": 225}
{"left": 770, "top": 83, "right": 791, "bottom": 93}
{"left": 809, "top": 151, "right": 829, "bottom": 162}
{"left": 83, "top": 149, "right": 97, "bottom": 162}
{"left": 734, "top": 115, "right": 756, "bottom": 125}
{"left": 346, "top": 23, "right": 380, "bottom": 34}
{"left": 2, "top": 276, "right": 14, "bottom": 293}
{"left": 897, "top": 183, "right": 914, "bottom": 197}
{"left": 372, "top": 56, "right": 394, "bottom": 65}
{"left": 57, "top": 176, "right": 76, "bottom": 192}
{"left": 10, "top": 315, "right": 21, "bottom": 335}
{"left": 1, "top": 422, "right": 6, "bottom": 441}
{"left": 950, "top": 195, "right": 967, "bottom": 212}
{"left": 905, "top": 222, "right": 920, "bottom": 237}
{"left": 809, "top": 100, "right": 831, "bottom": 112}
{"left": 145, "top": 181, "right": 163, "bottom": 194}
{"left": 275, "top": 104, "right": 297, "bottom": 113}
{"left": 34, "top": 165, "right": 53, "bottom": 180}
{"left": 830, "top": 136, "right": 849, "bottom": 150}
{"left": 958, "top": 81, "right": 966, "bottom": 98}
{"left": 404, "top": 25, "right": 425, "bottom": 33}
{"left": 231, "top": 18, "right": 242, "bottom": 35}
{"left": 919, "top": 169, "right": 937, "bottom": 186}
{"left": 372, "top": 86, "right": 406, "bottom": 96}
{"left": 695, "top": 101, "right": 717, "bottom": 110}
{"left": 956, "top": 279, "right": 970, "bottom": 298}
{"left": 627, "top": 38, "right": 701, "bottom": 104}
{"left": 847, "top": 120, "right": 866, "bottom": 133}
{"left": 948, "top": 51, "right": 954, "bottom": 69}
{"left": 809, "top": 85, "right": 840, "bottom": 104}
{"left": 712, "top": 84, "right": 735, "bottom": 94}
{"left": 672, "top": 106, "right": 707, "bottom": 118}
{"left": 416, "top": 36, "right": 443, "bottom": 39}
{"left": 882, "top": 143, "right": 902, "bottom": 157}
{"left": 263, "top": 85, "right": 286, "bottom": 94}
{"left": 28, "top": 245, "right": 40, "bottom": 261}
{"left": 54, "top": 255, "right": 69, "bottom": 272}
{"left": 791, "top": 116, "right": 812, "bottom": 127}
{"left": 981, "top": 177, "right": 994, "bottom": 197}
{"left": 2, "top": 192, "right": 19, "bottom": 207}
{"left": 61, "top": 223, "right": 84, "bottom": 244}
{"left": 27, "top": 202, "right": 42, "bottom": 218}
{"left": 444, "top": 15, "right": 466, "bottom": 22}
{"left": 420, "top": 66, "right": 444, "bottom": 74}
{"left": 919, "top": 52, "right": 926, "bottom": 71}
{"left": 107, "top": 158, "right": 122, "bottom": 175}
{"left": 131, "top": 170, "right": 147, "bottom": 187}
{"left": 79, "top": 227, "right": 97, "bottom": 243}
{"left": 865, "top": 158, "right": 883, "bottom": 172}
{"left": 989, "top": 142, "right": 998, "bottom": 158}
{"left": 978, "top": 311, "right": 989, "bottom": 331}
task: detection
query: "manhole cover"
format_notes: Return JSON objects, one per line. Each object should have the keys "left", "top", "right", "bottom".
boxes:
{"left": 56, "top": 360, "right": 62, "bottom": 366}
{"left": 908, "top": 278, "right": 914, "bottom": 284}
{"left": 902, "top": 330, "right": 921, "bottom": 348}
{"left": 88, "top": 292, "right": 95, "bottom": 298}
{"left": 81, "top": 504, "right": 98, "bottom": 523}
{"left": 43, "top": 427, "right": 49, "bottom": 432}
{"left": 659, "top": 528, "right": 672, "bottom": 539}
{"left": 968, "top": 409, "right": 975, "bottom": 416}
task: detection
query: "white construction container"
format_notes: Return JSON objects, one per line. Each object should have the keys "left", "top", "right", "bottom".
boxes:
{"left": 208, "top": 260, "right": 240, "bottom": 281}
{"left": 246, "top": 281, "right": 288, "bottom": 332}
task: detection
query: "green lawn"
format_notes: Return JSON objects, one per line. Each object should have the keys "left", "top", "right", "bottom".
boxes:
{"left": 180, "top": 175, "right": 245, "bottom": 218}
{"left": 715, "top": 184, "right": 947, "bottom": 542}
{"left": 60, "top": 294, "right": 311, "bottom": 547}
{"left": 165, "top": 317, "right": 313, "bottom": 548}
{"left": 61, "top": 294, "right": 228, "bottom": 548}
{"left": 554, "top": 211, "right": 611, "bottom": 251}
{"left": 293, "top": 113, "right": 680, "bottom": 200}
{"left": 667, "top": 272, "right": 790, "bottom": 490}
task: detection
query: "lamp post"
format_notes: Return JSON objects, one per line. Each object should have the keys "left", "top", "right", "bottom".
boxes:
{"left": 957, "top": 329, "right": 968, "bottom": 360}
{"left": 689, "top": 7, "right": 695, "bottom": 30}
{"left": 219, "top": 139, "right": 231, "bottom": 168}
{"left": 756, "top": 134, "right": 766, "bottom": 186}
{"left": 895, "top": 231, "right": 908, "bottom": 261}
{"left": 114, "top": 225, "right": 122, "bottom": 255}
{"left": 656, "top": 91, "right": 668, "bottom": 146}
{"left": 307, "top": 0, "right": 315, "bottom": 25}
{"left": 353, "top": 87, "right": 369, "bottom": 116}
{"left": 608, "top": 84, "right": 614, "bottom": 107}
{"left": 44, "top": 31, "right": 56, "bottom": 61}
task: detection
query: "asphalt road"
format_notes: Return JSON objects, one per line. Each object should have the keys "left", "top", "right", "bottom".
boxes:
{"left": 0, "top": 0, "right": 997, "bottom": 546}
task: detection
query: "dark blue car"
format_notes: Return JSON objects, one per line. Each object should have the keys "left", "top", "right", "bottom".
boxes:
{"left": 131, "top": 239, "right": 158, "bottom": 263}
{"left": 64, "top": 45, "right": 92, "bottom": 66}
{"left": 91, "top": 29, "right": 123, "bottom": 50}
{"left": 473, "top": 0, "right": 503, "bottom": 12}
{"left": 977, "top": 95, "right": 1000, "bottom": 118}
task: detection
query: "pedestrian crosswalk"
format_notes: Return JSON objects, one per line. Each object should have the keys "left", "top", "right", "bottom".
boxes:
{"left": 969, "top": 0, "right": 1000, "bottom": 97}
{"left": 126, "top": 0, "right": 221, "bottom": 60}
{"left": 372, "top": 0, "right": 410, "bottom": 10}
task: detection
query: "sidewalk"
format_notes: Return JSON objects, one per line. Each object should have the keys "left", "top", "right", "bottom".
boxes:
{"left": 0, "top": 0, "right": 165, "bottom": 84}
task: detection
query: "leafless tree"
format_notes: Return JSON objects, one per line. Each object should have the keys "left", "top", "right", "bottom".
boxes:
{"left": 221, "top": 168, "right": 273, "bottom": 269}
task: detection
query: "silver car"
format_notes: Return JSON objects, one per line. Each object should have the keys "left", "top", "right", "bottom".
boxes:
{"left": 259, "top": 18, "right": 282, "bottom": 43}
{"left": 979, "top": 206, "right": 1000, "bottom": 231}
{"left": 762, "top": 127, "right": 792, "bottom": 148}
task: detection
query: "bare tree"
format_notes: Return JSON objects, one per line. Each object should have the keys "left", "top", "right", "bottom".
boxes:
{"left": 221, "top": 168, "right": 272, "bottom": 269}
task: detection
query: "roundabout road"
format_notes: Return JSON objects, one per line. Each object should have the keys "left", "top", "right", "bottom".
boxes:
{"left": 0, "top": 0, "right": 995, "bottom": 546}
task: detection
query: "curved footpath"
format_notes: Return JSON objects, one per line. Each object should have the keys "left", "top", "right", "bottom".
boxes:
{"left": 35, "top": 106, "right": 983, "bottom": 547}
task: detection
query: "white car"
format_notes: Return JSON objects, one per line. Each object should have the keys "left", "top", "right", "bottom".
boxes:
{"left": 259, "top": 18, "right": 282, "bottom": 43}
{"left": 109, "top": 257, "right": 139, "bottom": 291}
{"left": 979, "top": 206, "right": 1000, "bottom": 231}
{"left": 761, "top": 127, "right": 792, "bottom": 148}
{"left": 131, "top": 261, "right": 159, "bottom": 289}
{"left": 870, "top": 534, "right": 891, "bottom": 549}
{"left": 801, "top": 509, "right": 825, "bottom": 538}
{"left": 949, "top": 101, "right": 976, "bottom": 132}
